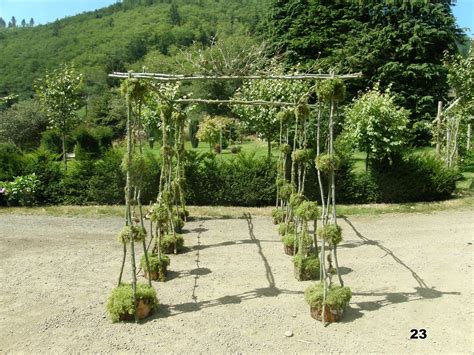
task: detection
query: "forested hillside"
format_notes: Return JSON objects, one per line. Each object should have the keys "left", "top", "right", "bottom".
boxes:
{"left": 0, "top": 0, "right": 266, "bottom": 97}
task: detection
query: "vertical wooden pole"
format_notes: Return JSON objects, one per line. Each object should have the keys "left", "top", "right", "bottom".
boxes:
{"left": 467, "top": 123, "right": 471, "bottom": 151}
{"left": 436, "top": 101, "right": 443, "bottom": 158}
{"left": 125, "top": 72, "right": 138, "bottom": 322}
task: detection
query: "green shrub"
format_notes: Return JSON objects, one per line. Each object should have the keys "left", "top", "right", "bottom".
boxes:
{"left": 0, "top": 143, "right": 25, "bottom": 181}
{"left": 3, "top": 173, "right": 40, "bottom": 206}
{"left": 279, "top": 182, "right": 294, "bottom": 200}
{"left": 289, "top": 193, "right": 305, "bottom": 208}
{"left": 189, "top": 117, "right": 200, "bottom": 148}
{"left": 304, "top": 283, "right": 352, "bottom": 310}
{"left": 24, "top": 149, "right": 64, "bottom": 204}
{"left": 317, "top": 224, "right": 342, "bottom": 246}
{"left": 88, "top": 148, "right": 125, "bottom": 205}
{"left": 40, "top": 130, "right": 74, "bottom": 155}
{"left": 294, "top": 253, "right": 320, "bottom": 280}
{"left": 173, "top": 216, "right": 185, "bottom": 232}
{"left": 371, "top": 153, "right": 458, "bottom": 202}
{"left": 106, "top": 283, "right": 158, "bottom": 323}
{"left": 74, "top": 127, "right": 102, "bottom": 160}
{"left": 160, "top": 233, "right": 185, "bottom": 254}
{"left": 230, "top": 145, "right": 242, "bottom": 154}
{"left": 141, "top": 253, "right": 170, "bottom": 282}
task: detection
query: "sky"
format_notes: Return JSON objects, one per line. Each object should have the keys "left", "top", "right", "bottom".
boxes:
{"left": 0, "top": 0, "right": 472, "bottom": 36}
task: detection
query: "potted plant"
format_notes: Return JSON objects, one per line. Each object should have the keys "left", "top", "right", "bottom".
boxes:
{"left": 141, "top": 253, "right": 170, "bottom": 282}
{"left": 160, "top": 233, "right": 185, "bottom": 254}
{"left": 281, "top": 233, "right": 297, "bottom": 255}
{"left": 293, "top": 252, "right": 320, "bottom": 281}
{"left": 173, "top": 215, "right": 184, "bottom": 233}
{"left": 107, "top": 283, "right": 158, "bottom": 322}
{"left": 304, "top": 282, "right": 352, "bottom": 323}
{"left": 272, "top": 208, "right": 286, "bottom": 225}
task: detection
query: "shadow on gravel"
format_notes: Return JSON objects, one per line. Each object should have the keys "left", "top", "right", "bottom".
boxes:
{"left": 341, "top": 216, "right": 461, "bottom": 320}
{"left": 151, "top": 286, "right": 303, "bottom": 320}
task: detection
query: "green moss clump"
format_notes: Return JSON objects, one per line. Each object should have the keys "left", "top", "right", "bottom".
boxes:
{"left": 304, "top": 283, "right": 352, "bottom": 310}
{"left": 149, "top": 202, "right": 168, "bottom": 225}
{"left": 315, "top": 154, "right": 341, "bottom": 173}
{"left": 294, "top": 253, "right": 320, "bottom": 280}
{"left": 279, "top": 143, "right": 292, "bottom": 155}
{"left": 117, "top": 225, "right": 147, "bottom": 244}
{"left": 106, "top": 283, "right": 158, "bottom": 323}
{"left": 173, "top": 216, "right": 185, "bottom": 232}
{"left": 278, "top": 222, "right": 295, "bottom": 236}
{"left": 277, "top": 109, "right": 295, "bottom": 124}
{"left": 295, "top": 101, "right": 310, "bottom": 121}
{"left": 289, "top": 193, "right": 305, "bottom": 208}
{"left": 160, "top": 233, "right": 185, "bottom": 254}
{"left": 295, "top": 201, "right": 319, "bottom": 221}
{"left": 279, "top": 182, "right": 294, "bottom": 200}
{"left": 281, "top": 233, "right": 296, "bottom": 247}
{"left": 120, "top": 78, "right": 148, "bottom": 102}
{"left": 292, "top": 149, "right": 311, "bottom": 162}
{"left": 316, "top": 78, "right": 346, "bottom": 103}
{"left": 141, "top": 253, "right": 170, "bottom": 282}
{"left": 317, "top": 224, "right": 342, "bottom": 246}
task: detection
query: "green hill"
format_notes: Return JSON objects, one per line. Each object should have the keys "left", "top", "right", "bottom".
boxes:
{"left": 0, "top": 0, "right": 266, "bottom": 98}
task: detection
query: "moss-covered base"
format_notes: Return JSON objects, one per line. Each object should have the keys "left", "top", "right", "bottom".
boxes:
{"left": 107, "top": 283, "right": 158, "bottom": 323}
{"left": 284, "top": 245, "right": 296, "bottom": 256}
{"left": 294, "top": 264, "right": 320, "bottom": 281}
{"left": 310, "top": 306, "right": 344, "bottom": 323}
{"left": 160, "top": 234, "right": 185, "bottom": 254}
{"left": 144, "top": 267, "right": 168, "bottom": 282}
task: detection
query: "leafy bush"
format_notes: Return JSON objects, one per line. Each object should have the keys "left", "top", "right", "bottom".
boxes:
{"left": 106, "top": 283, "right": 158, "bottom": 323}
{"left": 40, "top": 130, "right": 74, "bottom": 155}
{"left": 304, "top": 283, "right": 352, "bottom": 310}
{"left": 160, "top": 233, "right": 185, "bottom": 254}
{"left": 0, "top": 99, "right": 48, "bottom": 150}
{"left": 141, "top": 253, "right": 170, "bottom": 282}
{"left": 0, "top": 143, "right": 25, "bottom": 181}
{"left": 74, "top": 127, "right": 102, "bottom": 160}
{"left": 88, "top": 148, "right": 125, "bottom": 205}
{"left": 371, "top": 153, "right": 458, "bottom": 202}
{"left": 189, "top": 117, "right": 200, "bottom": 148}
{"left": 295, "top": 201, "right": 319, "bottom": 220}
{"left": 3, "top": 173, "right": 40, "bottom": 206}
{"left": 24, "top": 149, "right": 64, "bottom": 204}
{"left": 230, "top": 145, "right": 242, "bottom": 154}
{"left": 293, "top": 253, "right": 320, "bottom": 280}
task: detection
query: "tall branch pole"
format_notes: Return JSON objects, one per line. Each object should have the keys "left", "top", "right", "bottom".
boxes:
{"left": 435, "top": 101, "right": 443, "bottom": 158}
{"left": 125, "top": 73, "right": 138, "bottom": 323}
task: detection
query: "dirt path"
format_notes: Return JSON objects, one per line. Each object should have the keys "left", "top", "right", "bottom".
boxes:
{"left": 0, "top": 210, "right": 472, "bottom": 353}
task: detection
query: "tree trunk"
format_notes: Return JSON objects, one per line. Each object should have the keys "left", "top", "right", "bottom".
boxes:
{"left": 62, "top": 133, "right": 67, "bottom": 171}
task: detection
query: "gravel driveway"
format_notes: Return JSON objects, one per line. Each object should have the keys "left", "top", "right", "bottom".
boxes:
{"left": 0, "top": 210, "right": 472, "bottom": 353}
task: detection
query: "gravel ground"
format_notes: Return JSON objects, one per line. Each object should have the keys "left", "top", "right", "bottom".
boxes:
{"left": 0, "top": 210, "right": 472, "bottom": 353}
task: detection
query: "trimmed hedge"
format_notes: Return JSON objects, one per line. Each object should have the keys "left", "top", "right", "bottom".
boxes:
{"left": 0, "top": 147, "right": 459, "bottom": 206}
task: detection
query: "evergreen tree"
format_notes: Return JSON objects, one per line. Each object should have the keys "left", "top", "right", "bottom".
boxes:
{"left": 168, "top": 3, "right": 181, "bottom": 26}
{"left": 29, "top": 18, "right": 34, "bottom": 27}
{"left": 21, "top": 19, "right": 27, "bottom": 27}
{"left": 266, "top": 0, "right": 463, "bottom": 142}
{"left": 0, "top": 17, "right": 6, "bottom": 29}
{"left": 9, "top": 16, "right": 17, "bottom": 28}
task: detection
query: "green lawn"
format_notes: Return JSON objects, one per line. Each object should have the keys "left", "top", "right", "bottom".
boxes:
{"left": 147, "top": 140, "right": 277, "bottom": 160}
